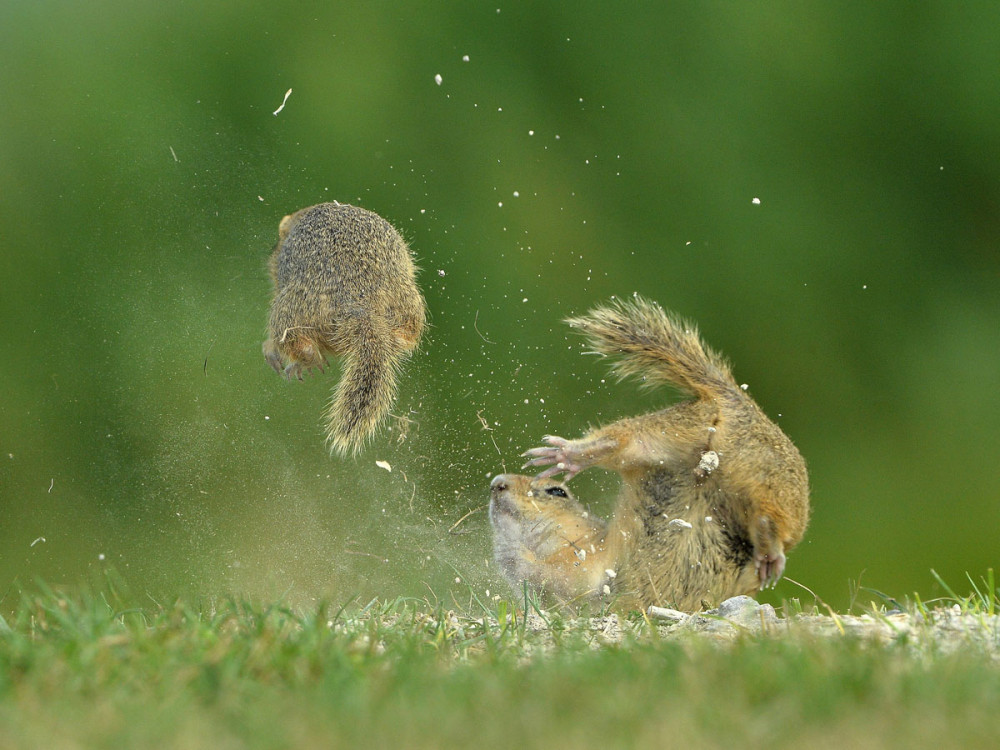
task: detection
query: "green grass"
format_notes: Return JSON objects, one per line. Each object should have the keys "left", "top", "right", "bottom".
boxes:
{"left": 1, "top": 578, "right": 998, "bottom": 750}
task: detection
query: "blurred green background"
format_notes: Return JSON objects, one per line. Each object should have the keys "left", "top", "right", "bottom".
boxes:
{"left": 1, "top": 1, "right": 997, "bottom": 612}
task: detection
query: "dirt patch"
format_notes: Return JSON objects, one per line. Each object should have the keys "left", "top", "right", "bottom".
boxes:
{"left": 516, "top": 596, "right": 1000, "bottom": 655}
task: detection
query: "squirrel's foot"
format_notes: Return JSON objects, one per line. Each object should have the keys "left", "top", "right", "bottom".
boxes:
{"left": 265, "top": 352, "right": 283, "bottom": 375}
{"left": 283, "top": 358, "right": 329, "bottom": 380}
{"left": 521, "top": 436, "right": 589, "bottom": 481}
{"left": 263, "top": 341, "right": 285, "bottom": 375}
{"left": 751, "top": 516, "right": 787, "bottom": 589}
{"left": 263, "top": 338, "right": 329, "bottom": 380}
{"left": 754, "top": 550, "right": 786, "bottom": 589}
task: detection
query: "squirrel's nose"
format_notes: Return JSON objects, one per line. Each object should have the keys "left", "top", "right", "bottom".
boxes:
{"left": 490, "top": 474, "right": 510, "bottom": 491}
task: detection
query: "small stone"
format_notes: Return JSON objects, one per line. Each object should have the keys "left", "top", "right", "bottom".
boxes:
{"left": 648, "top": 606, "right": 689, "bottom": 624}
{"left": 712, "top": 596, "right": 780, "bottom": 631}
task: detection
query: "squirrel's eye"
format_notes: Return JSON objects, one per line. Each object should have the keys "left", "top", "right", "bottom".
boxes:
{"left": 545, "top": 486, "right": 569, "bottom": 498}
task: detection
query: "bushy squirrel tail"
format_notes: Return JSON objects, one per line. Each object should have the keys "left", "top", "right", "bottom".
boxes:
{"left": 325, "top": 315, "right": 404, "bottom": 455}
{"left": 566, "top": 295, "right": 738, "bottom": 401}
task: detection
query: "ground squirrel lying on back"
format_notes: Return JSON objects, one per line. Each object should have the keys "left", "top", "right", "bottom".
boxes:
{"left": 489, "top": 295, "right": 809, "bottom": 611}
{"left": 263, "top": 202, "right": 426, "bottom": 455}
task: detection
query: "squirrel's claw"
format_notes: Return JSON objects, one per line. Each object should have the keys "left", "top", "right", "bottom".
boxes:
{"left": 754, "top": 550, "right": 786, "bottom": 589}
{"left": 263, "top": 343, "right": 284, "bottom": 375}
{"left": 521, "top": 436, "right": 584, "bottom": 480}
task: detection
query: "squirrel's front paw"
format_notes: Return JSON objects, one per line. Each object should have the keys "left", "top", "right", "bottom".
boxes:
{"left": 521, "top": 436, "right": 587, "bottom": 480}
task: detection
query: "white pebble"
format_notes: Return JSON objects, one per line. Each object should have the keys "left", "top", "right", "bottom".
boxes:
{"left": 697, "top": 450, "right": 719, "bottom": 476}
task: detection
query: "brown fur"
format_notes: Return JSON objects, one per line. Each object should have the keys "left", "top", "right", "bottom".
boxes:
{"left": 263, "top": 202, "right": 426, "bottom": 455}
{"left": 491, "top": 295, "right": 809, "bottom": 611}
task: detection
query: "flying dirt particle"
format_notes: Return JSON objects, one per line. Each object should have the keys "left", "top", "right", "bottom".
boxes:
{"left": 273, "top": 88, "right": 293, "bottom": 116}
{"left": 696, "top": 450, "right": 719, "bottom": 477}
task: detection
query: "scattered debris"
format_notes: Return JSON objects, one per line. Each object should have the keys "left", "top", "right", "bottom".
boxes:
{"left": 448, "top": 506, "right": 484, "bottom": 535}
{"left": 272, "top": 88, "right": 293, "bottom": 116}
{"left": 695, "top": 450, "right": 719, "bottom": 477}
